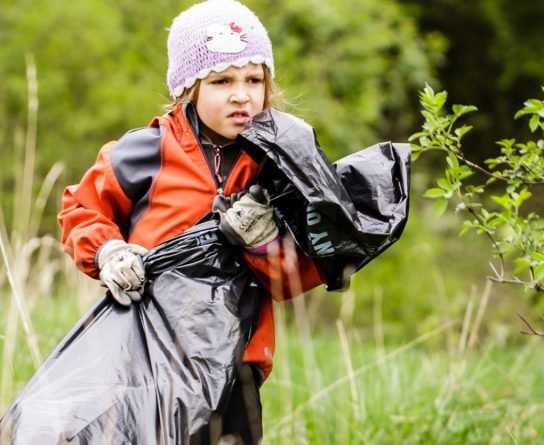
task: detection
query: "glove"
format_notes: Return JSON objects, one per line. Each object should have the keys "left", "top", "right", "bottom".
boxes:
{"left": 213, "top": 185, "right": 279, "bottom": 249}
{"left": 210, "top": 190, "right": 248, "bottom": 213}
{"left": 97, "top": 239, "right": 148, "bottom": 306}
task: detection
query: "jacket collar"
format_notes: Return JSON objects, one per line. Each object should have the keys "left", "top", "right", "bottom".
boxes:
{"left": 183, "top": 103, "right": 236, "bottom": 149}
{"left": 183, "top": 103, "right": 200, "bottom": 136}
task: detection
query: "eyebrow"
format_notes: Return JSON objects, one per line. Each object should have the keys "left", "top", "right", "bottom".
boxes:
{"left": 208, "top": 70, "right": 264, "bottom": 80}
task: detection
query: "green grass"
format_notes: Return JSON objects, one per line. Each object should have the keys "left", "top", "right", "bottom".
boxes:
{"left": 262, "top": 321, "right": 544, "bottom": 444}
{"left": 0, "top": 281, "right": 102, "bottom": 406}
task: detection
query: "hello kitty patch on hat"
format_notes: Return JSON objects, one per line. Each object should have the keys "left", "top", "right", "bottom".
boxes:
{"left": 206, "top": 22, "right": 248, "bottom": 53}
{"left": 167, "top": 0, "right": 275, "bottom": 98}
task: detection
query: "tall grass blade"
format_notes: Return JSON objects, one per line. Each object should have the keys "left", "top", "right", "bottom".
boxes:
{"left": 270, "top": 320, "right": 458, "bottom": 433}
{"left": 0, "top": 211, "right": 42, "bottom": 366}
{"left": 28, "top": 162, "right": 64, "bottom": 239}
{"left": 336, "top": 319, "right": 362, "bottom": 422}
{"left": 13, "top": 53, "right": 39, "bottom": 239}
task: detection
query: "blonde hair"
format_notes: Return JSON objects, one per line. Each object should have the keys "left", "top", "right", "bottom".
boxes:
{"left": 167, "top": 65, "right": 284, "bottom": 111}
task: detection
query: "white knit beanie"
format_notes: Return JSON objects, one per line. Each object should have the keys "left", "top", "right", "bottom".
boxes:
{"left": 167, "top": 0, "right": 275, "bottom": 98}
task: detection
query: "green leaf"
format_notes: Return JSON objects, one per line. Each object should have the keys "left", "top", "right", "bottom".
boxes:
{"left": 531, "top": 252, "right": 544, "bottom": 262}
{"left": 529, "top": 114, "right": 540, "bottom": 133}
{"left": 527, "top": 98, "right": 544, "bottom": 108}
{"left": 452, "top": 104, "right": 478, "bottom": 117}
{"left": 446, "top": 153, "right": 460, "bottom": 169}
{"left": 424, "top": 188, "right": 446, "bottom": 198}
{"left": 422, "top": 83, "right": 435, "bottom": 98}
{"left": 408, "top": 133, "right": 426, "bottom": 143}
{"left": 459, "top": 220, "right": 473, "bottom": 237}
{"left": 496, "top": 138, "right": 516, "bottom": 148}
{"left": 491, "top": 194, "right": 510, "bottom": 209}
{"left": 515, "top": 189, "right": 532, "bottom": 207}
{"left": 433, "top": 91, "right": 448, "bottom": 112}
{"left": 466, "top": 185, "right": 485, "bottom": 194}
{"left": 455, "top": 166, "right": 474, "bottom": 181}
{"left": 437, "top": 178, "right": 449, "bottom": 189}
{"left": 454, "top": 125, "right": 473, "bottom": 139}
{"left": 514, "top": 257, "right": 531, "bottom": 275}
{"left": 485, "top": 177, "right": 497, "bottom": 185}
{"left": 534, "top": 265, "right": 544, "bottom": 283}
{"left": 434, "top": 197, "right": 448, "bottom": 216}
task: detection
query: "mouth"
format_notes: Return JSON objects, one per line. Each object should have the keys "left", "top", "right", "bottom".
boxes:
{"left": 228, "top": 110, "right": 250, "bottom": 118}
{"left": 228, "top": 110, "right": 250, "bottom": 125}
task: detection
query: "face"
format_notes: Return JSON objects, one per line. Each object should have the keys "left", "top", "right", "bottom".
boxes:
{"left": 196, "top": 63, "right": 265, "bottom": 141}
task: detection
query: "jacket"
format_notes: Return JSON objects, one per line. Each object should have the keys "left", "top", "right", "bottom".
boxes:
{"left": 58, "top": 105, "right": 324, "bottom": 378}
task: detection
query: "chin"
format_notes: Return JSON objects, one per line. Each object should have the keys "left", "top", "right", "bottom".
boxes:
{"left": 224, "top": 130, "right": 242, "bottom": 140}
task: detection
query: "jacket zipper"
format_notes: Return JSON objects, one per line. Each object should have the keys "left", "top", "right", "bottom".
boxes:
{"left": 183, "top": 109, "right": 244, "bottom": 196}
{"left": 211, "top": 144, "right": 224, "bottom": 195}
{"left": 195, "top": 136, "right": 244, "bottom": 197}
{"left": 187, "top": 127, "right": 224, "bottom": 194}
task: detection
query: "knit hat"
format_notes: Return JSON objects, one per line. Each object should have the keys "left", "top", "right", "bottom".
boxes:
{"left": 167, "top": 0, "right": 275, "bottom": 98}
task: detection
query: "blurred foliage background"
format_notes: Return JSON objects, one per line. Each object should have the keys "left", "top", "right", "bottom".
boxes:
{"left": 2, "top": 0, "right": 544, "bottom": 340}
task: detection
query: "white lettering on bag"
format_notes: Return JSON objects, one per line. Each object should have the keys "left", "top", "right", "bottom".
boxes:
{"left": 306, "top": 205, "right": 335, "bottom": 255}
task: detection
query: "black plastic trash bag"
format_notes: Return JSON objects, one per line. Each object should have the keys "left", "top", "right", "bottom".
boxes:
{"left": 0, "top": 221, "right": 262, "bottom": 444}
{"left": 240, "top": 109, "right": 410, "bottom": 290}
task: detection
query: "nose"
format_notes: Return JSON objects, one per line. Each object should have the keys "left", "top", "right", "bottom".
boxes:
{"left": 229, "top": 83, "right": 250, "bottom": 103}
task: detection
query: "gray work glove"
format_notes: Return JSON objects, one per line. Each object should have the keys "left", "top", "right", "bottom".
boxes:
{"left": 213, "top": 185, "right": 279, "bottom": 249}
{"left": 97, "top": 239, "right": 148, "bottom": 306}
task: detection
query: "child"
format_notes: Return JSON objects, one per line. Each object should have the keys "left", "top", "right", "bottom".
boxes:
{"left": 58, "top": 0, "right": 324, "bottom": 443}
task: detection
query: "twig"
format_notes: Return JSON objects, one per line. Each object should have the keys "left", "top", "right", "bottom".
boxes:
{"left": 465, "top": 207, "right": 505, "bottom": 273}
{"left": 487, "top": 276, "right": 525, "bottom": 287}
{"left": 517, "top": 313, "right": 544, "bottom": 336}
{"left": 455, "top": 151, "right": 500, "bottom": 179}
{"left": 455, "top": 149, "right": 544, "bottom": 186}
{"left": 529, "top": 267, "right": 544, "bottom": 292}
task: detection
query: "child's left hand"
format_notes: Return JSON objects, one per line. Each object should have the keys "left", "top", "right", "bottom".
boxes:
{"left": 213, "top": 185, "right": 279, "bottom": 249}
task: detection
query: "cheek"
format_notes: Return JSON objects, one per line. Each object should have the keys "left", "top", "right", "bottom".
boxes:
{"left": 254, "top": 87, "right": 266, "bottom": 111}
{"left": 196, "top": 96, "right": 221, "bottom": 125}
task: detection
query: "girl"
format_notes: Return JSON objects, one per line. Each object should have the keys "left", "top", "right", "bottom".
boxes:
{"left": 58, "top": 0, "right": 324, "bottom": 443}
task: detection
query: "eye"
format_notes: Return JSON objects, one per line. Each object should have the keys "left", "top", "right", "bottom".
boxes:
{"left": 210, "top": 78, "right": 229, "bottom": 85}
{"left": 248, "top": 77, "right": 264, "bottom": 84}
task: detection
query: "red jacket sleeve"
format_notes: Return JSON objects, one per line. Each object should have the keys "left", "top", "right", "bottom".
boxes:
{"left": 58, "top": 142, "right": 133, "bottom": 278}
{"left": 243, "top": 233, "right": 324, "bottom": 301}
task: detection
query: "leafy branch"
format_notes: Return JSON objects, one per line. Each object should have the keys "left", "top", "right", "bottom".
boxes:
{"left": 410, "top": 84, "right": 544, "bottom": 292}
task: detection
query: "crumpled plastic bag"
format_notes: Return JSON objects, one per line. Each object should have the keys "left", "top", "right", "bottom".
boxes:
{"left": 0, "top": 221, "right": 261, "bottom": 444}
{"left": 240, "top": 108, "right": 410, "bottom": 290}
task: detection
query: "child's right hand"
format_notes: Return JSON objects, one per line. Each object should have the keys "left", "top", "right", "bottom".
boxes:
{"left": 97, "top": 239, "right": 148, "bottom": 306}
